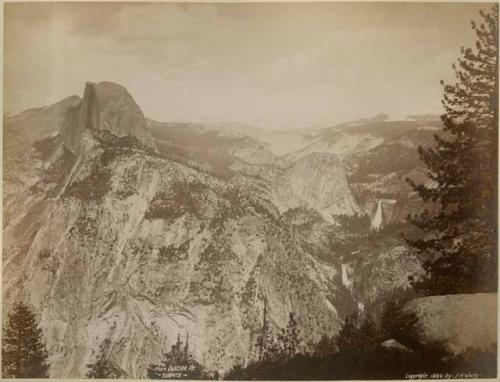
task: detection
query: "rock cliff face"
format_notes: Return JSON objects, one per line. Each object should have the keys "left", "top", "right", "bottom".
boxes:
{"left": 3, "top": 83, "right": 348, "bottom": 378}
{"left": 61, "top": 82, "right": 157, "bottom": 155}
{"left": 273, "top": 153, "right": 361, "bottom": 223}
{"left": 3, "top": 146, "right": 343, "bottom": 377}
{"left": 3, "top": 82, "right": 424, "bottom": 378}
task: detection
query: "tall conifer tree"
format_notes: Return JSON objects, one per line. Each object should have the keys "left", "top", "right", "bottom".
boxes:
{"left": 407, "top": 4, "right": 498, "bottom": 294}
{"left": 2, "top": 302, "right": 50, "bottom": 378}
{"left": 277, "top": 312, "right": 301, "bottom": 358}
{"left": 147, "top": 332, "right": 204, "bottom": 379}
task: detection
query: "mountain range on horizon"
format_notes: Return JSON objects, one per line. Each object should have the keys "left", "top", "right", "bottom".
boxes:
{"left": 4, "top": 81, "right": 443, "bottom": 164}
{"left": 3, "top": 80, "right": 443, "bottom": 378}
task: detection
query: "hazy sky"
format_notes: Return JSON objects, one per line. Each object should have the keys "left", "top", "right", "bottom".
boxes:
{"left": 4, "top": 2, "right": 490, "bottom": 127}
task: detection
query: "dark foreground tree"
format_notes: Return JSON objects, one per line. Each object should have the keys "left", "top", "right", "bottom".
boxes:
{"left": 224, "top": 345, "right": 496, "bottom": 380}
{"left": 254, "top": 311, "right": 305, "bottom": 361}
{"left": 148, "top": 333, "right": 205, "bottom": 379}
{"left": 407, "top": 4, "right": 499, "bottom": 294}
{"left": 2, "top": 302, "right": 50, "bottom": 378}
{"left": 335, "top": 313, "right": 382, "bottom": 352}
{"left": 254, "top": 297, "right": 273, "bottom": 360}
{"left": 225, "top": 298, "right": 497, "bottom": 380}
{"left": 276, "top": 312, "right": 302, "bottom": 358}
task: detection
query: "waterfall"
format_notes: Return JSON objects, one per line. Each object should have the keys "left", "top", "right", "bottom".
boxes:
{"left": 371, "top": 200, "right": 383, "bottom": 230}
{"left": 341, "top": 263, "right": 354, "bottom": 290}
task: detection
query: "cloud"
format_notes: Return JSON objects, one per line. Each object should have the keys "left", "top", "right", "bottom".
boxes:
{"left": 4, "top": 2, "right": 488, "bottom": 126}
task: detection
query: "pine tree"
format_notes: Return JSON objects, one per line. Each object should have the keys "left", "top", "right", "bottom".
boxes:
{"left": 407, "top": 4, "right": 498, "bottom": 294}
{"left": 255, "top": 297, "right": 274, "bottom": 360}
{"left": 335, "top": 313, "right": 381, "bottom": 352}
{"left": 86, "top": 338, "right": 116, "bottom": 378}
{"left": 147, "top": 332, "right": 204, "bottom": 380}
{"left": 357, "top": 318, "right": 381, "bottom": 347}
{"left": 277, "top": 312, "right": 301, "bottom": 358}
{"left": 335, "top": 313, "right": 359, "bottom": 352}
{"left": 2, "top": 302, "right": 50, "bottom": 378}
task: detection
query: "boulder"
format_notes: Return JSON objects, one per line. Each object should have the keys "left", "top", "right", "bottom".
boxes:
{"left": 381, "top": 339, "right": 413, "bottom": 352}
{"left": 404, "top": 293, "right": 497, "bottom": 355}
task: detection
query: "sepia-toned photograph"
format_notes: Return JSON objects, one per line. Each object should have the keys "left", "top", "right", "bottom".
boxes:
{"left": 2, "top": 1, "right": 498, "bottom": 379}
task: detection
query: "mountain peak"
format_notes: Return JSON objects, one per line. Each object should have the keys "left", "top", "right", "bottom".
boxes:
{"left": 60, "top": 81, "right": 157, "bottom": 154}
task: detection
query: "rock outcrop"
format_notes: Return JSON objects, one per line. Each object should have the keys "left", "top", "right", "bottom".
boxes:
{"left": 381, "top": 339, "right": 413, "bottom": 352}
{"left": 274, "top": 153, "right": 361, "bottom": 223}
{"left": 404, "top": 293, "right": 497, "bottom": 355}
{"left": 60, "top": 82, "right": 157, "bottom": 155}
